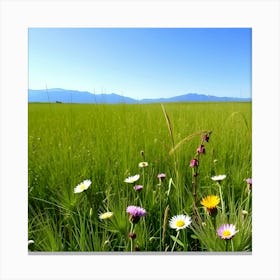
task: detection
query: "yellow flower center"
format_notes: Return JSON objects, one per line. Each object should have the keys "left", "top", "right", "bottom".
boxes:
{"left": 222, "top": 230, "right": 231, "bottom": 237}
{"left": 176, "top": 220, "right": 185, "bottom": 228}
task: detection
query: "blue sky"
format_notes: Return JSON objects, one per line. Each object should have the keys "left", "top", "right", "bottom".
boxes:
{"left": 28, "top": 28, "right": 251, "bottom": 99}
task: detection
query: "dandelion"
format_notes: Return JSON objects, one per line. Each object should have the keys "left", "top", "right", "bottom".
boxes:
{"left": 200, "top": 195, "right": 220, "bottom": 215}
{"left": 190, "top": 159, "right": 199, "bottom": 168}
{"left": 126, "top": 205, "right": 147, "bottom": 223}
{"left": 169, "top": 214, "right": 192, "bottom": 231}
{"left": 124, "top": 174, "right": 140, "bottom": 183}
{"left": 74, "top": 179, "right": 91, "bottom": 193}
{"left": 211, "top": 174, "right": 226, "bottom": 182}
{"left": 217, "top": 224, "right": 239, "bottom": 240}
{"left": 196, "top": 144, "right": 206, "bottom": 154}
{"left": 138, "top": 161, "right": 148, "bottom": 168}
{"left": 134, "top": 185, "right": 143, "bottom": 191}
{"left": 99, "top": 211, "right": 114, "bottom": 220}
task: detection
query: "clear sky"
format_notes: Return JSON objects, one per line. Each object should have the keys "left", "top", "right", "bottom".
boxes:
{"left": 28, "top": 28, "right": 251, "bottom": 99}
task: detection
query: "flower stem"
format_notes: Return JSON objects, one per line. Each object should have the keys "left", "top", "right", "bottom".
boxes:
{"left": 225, "top": 239, "right": 229, "bottom": 251}
{"left": 231, "top": 239, "right": 234, "bottom": 251}
{"left": 217, "top": 182, "right": 225, "bottom": 216}
{"left": 171, "top": 231, "right": 180, "bottom": 252}
{"left": 130, "top": 223, "right": 134, "bottom": 252}
{"left": 192, "top": 168, "right": 199, "bottom": 221}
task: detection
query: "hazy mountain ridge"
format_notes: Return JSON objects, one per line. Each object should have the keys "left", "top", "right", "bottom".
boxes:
{"left": 28, "top": 89, "right": 251, "bottom": 104}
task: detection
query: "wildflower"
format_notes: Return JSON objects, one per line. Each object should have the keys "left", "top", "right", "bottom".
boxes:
{"left": 28, "top": 240, "right": 34, "bottom": 246}
{"left": 99, "top": 211, "right": 114, "bottom": 220}
{"left": 213, "top": 159, "right": 218, "bottom": 164}
{"left": 190, "top": 159, "right": 199, "bottom": 168}
{"left": 217, "top": 224, "right": 239, "bottom": 240}
{"left": 74, "top": 179, "right": 91, "bottom": 193}
{"left": 246, "top": 178, "right": 252, "bottom": 185}
{"left": 200, "top": 195, "right": 220, "bottom": 215}
{"left": 196, "top": 144, "right": 206, "bottom": 154}
{"left": 157, "top": 173, "right": 166, "bottom": 180}
{"left": 124, "top": 174, "right": 140, "bottom": 183}
{"left": 202, "top": 133, "right": 210, "bottom": 142}
{"left": 128, "top": 232, "right": 137, "bottom": 239}
{"left": 138, "top": 161, "right": 148, "bottom": 168}
{"left": 211, "top": 174, "right": 226, "bottom": 182}
{"left": 169, "top": 214, "right": 192, "bottom": 231}
{"left": 134, "top": 185, "right": 143, "bottom": 191}
{"left": 245, "top": 178, "right": 252, "bottom": 191}
{"left": 126, "top": 205, "right": 147, "bottom": 223}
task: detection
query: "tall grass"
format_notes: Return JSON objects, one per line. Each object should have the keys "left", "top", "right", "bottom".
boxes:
{"left": 28, "top": 102, "right": 252, "bottom": 252}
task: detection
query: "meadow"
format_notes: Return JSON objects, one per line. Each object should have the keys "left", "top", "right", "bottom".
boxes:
{"left": 28, "top": 102, "right": 252, "bottom": 252}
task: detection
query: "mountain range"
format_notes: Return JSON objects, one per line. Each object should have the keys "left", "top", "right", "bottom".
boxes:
{"left": 28, "top": 88, "right": 251, "bottom": 104}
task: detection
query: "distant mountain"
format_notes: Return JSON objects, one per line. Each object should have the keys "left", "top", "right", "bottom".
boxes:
{"left": 28, "top": 89, "right": 251, "bottom": 104}
{"left": 28, "top": 89, "right": 136, "bottom": 104}
{"left": 141, "top": 93, "right": 251, "bottom": 103}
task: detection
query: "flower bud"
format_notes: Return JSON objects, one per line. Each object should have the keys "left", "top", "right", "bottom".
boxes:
{"left": 190, "top": 159, "right": 199, "bottom": 168}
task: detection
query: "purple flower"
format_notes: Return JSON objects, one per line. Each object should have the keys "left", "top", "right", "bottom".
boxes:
{"left": 190, "top": 159, "right": 199, "bottom": 168}
{"left": 245, "top": 178, "right": 252, "bottom": 191}
{"left": 196, "top": 144, "right": 206, "bottom": 154}
{"left": 217, "top": 224, "right": 238, "bottom": 240}
{"left": 246, "top": 178, "right": 252, "bottom": 186}
{"left": 134, "top": 185, "right": 143, "bottom": 191}
{"left": 157, "top": 173, "right": 166, "bottom": 180}
{"left": 126, "top": 205, "right": 147, "bottom": 223}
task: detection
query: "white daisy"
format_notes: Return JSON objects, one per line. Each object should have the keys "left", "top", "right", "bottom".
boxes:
{"left": 211, "top": 174, "right": 226, "bottom": 182}
{"left": 169, "top": 214, "right": 192, "bottom": 231}
{"left": 74, "top": 179, "right": 92, "bottom": 193}
{"left": 124, "top": 174, "right": 140, "bottom": 183}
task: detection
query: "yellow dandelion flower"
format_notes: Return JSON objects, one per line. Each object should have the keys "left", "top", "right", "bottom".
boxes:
{"left": 201, "top": 195, "right": 220, "bottom": 215}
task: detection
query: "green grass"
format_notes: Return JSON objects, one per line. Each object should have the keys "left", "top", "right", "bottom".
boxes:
{"left": 28, "top": 102, "right": 252, "bottom": 252}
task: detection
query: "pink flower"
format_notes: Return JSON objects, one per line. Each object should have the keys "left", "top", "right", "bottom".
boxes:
{"left": 157, "top": 173, "right": 166, "bottom": 180}
{"left": 217, "top": 224, "right": 238, "bottom": 240}
{"left": 202, "top": 133, "right": 210, "bottom": 142}
{"left": 246, "top": 178, "right": 252, "bottom": 186}
{"left": 196, "top": 144, "right": 206, "bottom": 154}
{"left": 134, "top": 185, "right": 143, "bottom": 191}
{"left": 246, "top": 178, "right": 252, "bottom": 191}
{"left": 190, "top": 159, "right": 199, "bottom": 168}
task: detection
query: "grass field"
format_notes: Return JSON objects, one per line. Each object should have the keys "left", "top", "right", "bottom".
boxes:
{"left": 28, "top": 102, "right": 252, "bottom": 252}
